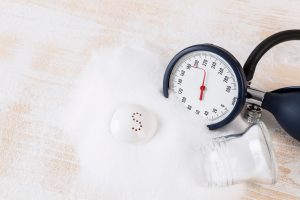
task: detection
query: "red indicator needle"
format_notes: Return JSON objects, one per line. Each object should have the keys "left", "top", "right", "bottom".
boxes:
{"left": 191, "top": 61, "right": 206, "bottom": 101}
{"left": 199, "top": 68, "right": 206, "bottom": 101}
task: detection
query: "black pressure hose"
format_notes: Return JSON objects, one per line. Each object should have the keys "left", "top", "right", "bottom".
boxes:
{"left": 243, "top": 29, "right": 300, "bottom": 82}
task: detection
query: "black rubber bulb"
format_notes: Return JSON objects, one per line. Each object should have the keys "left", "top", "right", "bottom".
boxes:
{"left": 261, "top": 87, "right": 300, "bottom": 141}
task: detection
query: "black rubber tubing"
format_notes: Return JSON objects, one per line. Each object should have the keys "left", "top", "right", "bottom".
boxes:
{"left": 243, "top": 30, "right": 300, "bottom": 82}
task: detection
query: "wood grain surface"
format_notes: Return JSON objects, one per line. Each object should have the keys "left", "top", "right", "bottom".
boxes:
{"left": 0, "top": 0, "right": 300, "bottom": 199}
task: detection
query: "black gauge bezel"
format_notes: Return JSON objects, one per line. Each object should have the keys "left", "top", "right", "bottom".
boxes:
{"left": 163, "top": 44, "right": 247, "bottom": 130}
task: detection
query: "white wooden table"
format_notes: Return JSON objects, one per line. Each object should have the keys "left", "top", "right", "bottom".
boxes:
{"left": 0, "top": 1, "right": 299, "bottom": 199}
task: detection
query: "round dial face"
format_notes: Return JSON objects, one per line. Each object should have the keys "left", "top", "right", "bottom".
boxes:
{"left": 169, "top": 51, "right": 239, "bottom": 125}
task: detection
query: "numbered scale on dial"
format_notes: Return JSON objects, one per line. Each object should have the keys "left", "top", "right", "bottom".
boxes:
{"left": 163, "top": 44, "right": 247, "bottom": 129}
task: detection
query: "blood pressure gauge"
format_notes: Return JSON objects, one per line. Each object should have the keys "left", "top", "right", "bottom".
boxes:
{"left": 163, "top": 44, "right": 247, "bottom": 129}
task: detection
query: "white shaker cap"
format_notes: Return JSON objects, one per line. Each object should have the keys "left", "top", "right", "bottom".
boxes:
{"left": 110, "top": 104, "right": 158, "bottom": 143}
